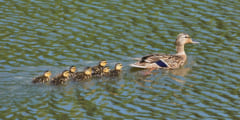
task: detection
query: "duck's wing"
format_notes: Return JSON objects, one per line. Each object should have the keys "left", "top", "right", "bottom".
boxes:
{"left": 158, "top": 55, "right": 185, "bottom": 69}
{"left": 92, "top": 66, "right": 102, "bottom": 75}
{"left": 32, "top": 76, "right": 43, "bottom": 83}
{"left": 73, "top": 72, "right": 84, "bottom": 80}
{"left": 51, "top": 76, "right": 66, "bottom": 85}
{"left": 32, "top": 75, "right": 49, "bottom": 83}
{"left": 130, "top": 54, "right": 185, "bottom": 69}
{"left": 130, "top": 53, "right": 167, "bottom": 68}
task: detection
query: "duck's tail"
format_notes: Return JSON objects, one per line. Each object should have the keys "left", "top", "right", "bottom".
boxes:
{"left": 129, "top": 63, "right": 147, "bottom": 68}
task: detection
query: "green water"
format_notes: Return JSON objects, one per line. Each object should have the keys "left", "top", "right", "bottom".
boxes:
{"left": 0, "top": 0, "right": 240, "bottom": 119}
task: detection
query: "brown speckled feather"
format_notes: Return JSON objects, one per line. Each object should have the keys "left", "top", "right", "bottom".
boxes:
{"left": 132, "top": 54, "right": 186, "bottom": 69}
{"left": 109, "top": 70, "right": 121, "bottom": 76}
{"left": 51, "top": 75, "right": 69, "bottom": 85}
{"left": 92, "top": 65, "right": 104, "bottom": 76}
{"left": 32, "top": 76, "right": 49, "bottom": 83}
{"left": 73, "top": 72, "right": 92, "bottom": 81}
{"left": 69, "top": 72, "right": 76, "bottom": 78}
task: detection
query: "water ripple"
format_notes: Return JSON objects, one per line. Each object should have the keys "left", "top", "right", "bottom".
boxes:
{"left": 0, "top": 0, "right": 239, "bottom": 119}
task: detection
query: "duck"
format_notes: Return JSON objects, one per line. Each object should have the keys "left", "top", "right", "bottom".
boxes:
{"left": 110, "top": 63, "right": 123, "bottom": 76}
{"left": 92, "top": 60, "right": 107, "bottom": 76}
{"left": 51, "top": 70, "right": 70, "bottom": 85}
{"left": 69, "top": 66, "right": 77, "bottom": 78}
{"left": 73, "top": 67, "right": 92, "bottom": 81}
{"left": 130, "top": 33, "right": 199, "bottom": 69}
{"left": 32, "top": 70, "right": 51, "bottom": 83}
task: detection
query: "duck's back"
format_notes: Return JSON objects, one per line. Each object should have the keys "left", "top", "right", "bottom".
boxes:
{"left": 32, "top": 75, "right": 49, "bottom": 83}
{"left": 51, "top": 75, "right": 67, "bottom": 85}
{"left": 73, "top": 72, "right": 91, "bottom": 81}
{"left": 131, "top": 54, "right": 186, "bottom": 69}
{"left": 69, "top": 72, "right": 76, "bottom": 78}
{"left": 110, "top": 70, "right": 121, "bottom": 76}
{"left": 92, "top": 66, "right": 104, "bottom": 75}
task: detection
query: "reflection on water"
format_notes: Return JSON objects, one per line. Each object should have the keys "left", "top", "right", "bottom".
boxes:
{"left": 169, "top": 67, "right": 190, "bottom": 84}
{"left": 0, "top": 0, "right": 240, "bottom": 119}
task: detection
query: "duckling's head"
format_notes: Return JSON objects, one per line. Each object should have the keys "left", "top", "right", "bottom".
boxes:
{"left": 44, "top": 70, "right": 52, "bottom": 77}
{"left": 84, "top": 67, "right": 92, "bottom": 75}
{"left": 103, "top": 66, "right": 110, "bottom": 73}
{"left": 62, "top": 70, "right": 70, "bottom": 78}
{"left": 99, "top": 60, "right": 107, "bottom": 67}
{"left": 176, "top": 33, "right": 199, "bottom": 46}
{"left": 69, "top": 66, "right": 76, "bottom": 73}
{"left": 115, "top": 63, "right": 123, "bottom": 70}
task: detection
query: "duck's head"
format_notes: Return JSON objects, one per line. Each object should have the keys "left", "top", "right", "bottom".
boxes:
{"left": 62, "top": 70, "right": 70, "bottom": 78}
{"left": 84, "top": 67, "right": 92, "bottom": 75}
{"left": 69, "top": 66, "right": 76, "bottom": 73}
{"left": 99, "top": 60, "right": 107, "bottom": 67}
{"left": 44, "top": 70, "right": 52, "bottom": 77}
{"left": 115, "top": 63, "right": 123, "bottom": 71}
{"left": 175, "top": 33, "right": 199, "bottom": 46}
{"left": 103, "top": 66, "right": 110, "bottom": 73}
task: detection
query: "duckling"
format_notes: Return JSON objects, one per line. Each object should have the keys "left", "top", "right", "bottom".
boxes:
{"left": 51, "top": 70, "right": 70, "bottom": 85}
{"left": 69, "top": 66, "right": 77, "bottom": 78}
{"left": 32, "top": 70, "right": 51, "bottom": 83}
{"left": 92, "top": 60, "right": 107, "bottom": 76}
{"left": 73, "top": 67, "right": 92, "bottom": 81}
{"left": 110, "top": 63, "right": 123, "bottom": 76}
{"left": 94, "top": 66, "right": 111, "bottom": 77}
{"left": 102, "top": 66, "right": 110, "bottom": 76}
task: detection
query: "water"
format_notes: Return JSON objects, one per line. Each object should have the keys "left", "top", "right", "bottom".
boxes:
{"left": 0, "top": 0, "right": 240, "bottom": 119}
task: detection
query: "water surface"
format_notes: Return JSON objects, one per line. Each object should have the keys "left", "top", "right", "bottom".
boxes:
{"left": 0, "top": 0, "right": 240, "bottom": 119}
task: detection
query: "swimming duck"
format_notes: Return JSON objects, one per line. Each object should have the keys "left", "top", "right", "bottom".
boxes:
{"left": 130, "top": 33, "right": 199, "bottom": 69}
{"left": 110, "top": 63, "right": 123, "bottom": 76}
{"left": 102, "top": 66, "right": 110, "bottom": 76}
{"left": 69, "top": 66, "right": 77, "bottom": 78}
{"left": 73, "top": 67, "right": 92, "bottom": 81}
{"left": 92, "top": 60, "right": 107, "bottom": 76}
{"left": 51, "top": 70, "right": 70, "bottom": 85}
{"left": 32, "top": 70, "right": 51, "bottom": 83}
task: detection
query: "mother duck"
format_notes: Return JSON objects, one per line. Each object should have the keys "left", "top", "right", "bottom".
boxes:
{"left": 130, "top": 33, "right": 199, "bottom": 69}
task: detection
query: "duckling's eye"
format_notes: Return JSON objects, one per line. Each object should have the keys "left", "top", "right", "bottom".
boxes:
{"left": 185, "top": 36, "right": 189, "bottom": 38}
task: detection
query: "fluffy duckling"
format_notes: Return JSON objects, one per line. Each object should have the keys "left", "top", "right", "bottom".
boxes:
{"left": 92, "top": 60, "right": 107, "bottom": 76}
{"left": 102, "top": 66, "right": 110, "bottom": 76}
{"left": 73, "top": 67, "right": 92, "bottom": 81}
{"left": 69, "top": 66, "right": 77, "bottom": 78}
{"left": 93, "top": 66, "right": 111, "bottom": 77}
{"left": 32, "top": 70, "right": 51, "bottom": 83}
{"left": 51, "top": 70, "right": 70, "bottom": 85}
{"left": 110, "top": 63, "right": 123, "bottom": 76}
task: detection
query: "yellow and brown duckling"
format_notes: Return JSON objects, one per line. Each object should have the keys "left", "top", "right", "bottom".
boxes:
{"left": 32, "top": 70, "right": 51, "bottom": 83}
{"left": 130, "top": 33, "right": 199, "bottom": 69}
{"left": 69, "top": 66, "right": 77, "bottom": 78}
{"left": 92, "top": 60, "right": 107, "bottom": 76}
{"left": 73, "top": 67, "right": 92, "bottom": 81}
{"left": 102, "top": 66, "right": 111, "bottom": 76}
{"left": 93, "top": 66, "right": 111, "bottom": 77}
{"left": 110, "top": 63, "right": 123, "bottom": 76}
{"left": 51, "top": 70, "right": 70, "bottom": 85}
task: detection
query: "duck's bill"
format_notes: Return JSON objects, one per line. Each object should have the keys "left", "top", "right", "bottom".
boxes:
{"left": 192, "top": 41, "right": 200, "bottom": 44}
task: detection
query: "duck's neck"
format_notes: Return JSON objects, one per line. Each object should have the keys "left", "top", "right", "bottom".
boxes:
{"left": 176, "top": 45, "right": 186, "bottom": 56}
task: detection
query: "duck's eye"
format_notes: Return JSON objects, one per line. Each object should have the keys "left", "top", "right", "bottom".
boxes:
{"left": 185, "top": 36, "right": 189, "bottom": 38}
